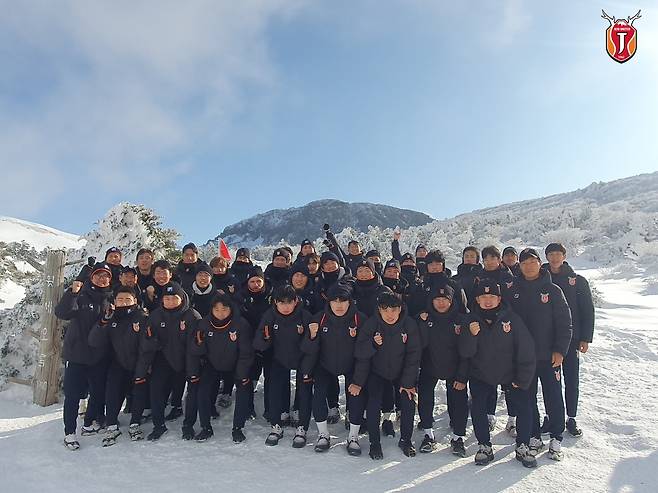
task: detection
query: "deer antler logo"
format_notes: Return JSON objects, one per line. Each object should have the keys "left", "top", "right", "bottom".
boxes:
{"left": 601, "top": 9, "right": 641, "bottom": 63}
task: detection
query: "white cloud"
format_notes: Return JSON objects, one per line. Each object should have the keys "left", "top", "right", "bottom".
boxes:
{"left": 0, "top": 0, "right": 305, "bottom": 217}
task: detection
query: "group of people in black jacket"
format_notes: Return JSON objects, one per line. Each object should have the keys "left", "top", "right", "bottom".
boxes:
{"left": 56, "top": 225, "right": 595, "bottom": 469}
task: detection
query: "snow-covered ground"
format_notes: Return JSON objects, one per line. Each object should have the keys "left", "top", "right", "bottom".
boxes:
{"left": 1, "top": 269, "right": 656, "bottom": 493}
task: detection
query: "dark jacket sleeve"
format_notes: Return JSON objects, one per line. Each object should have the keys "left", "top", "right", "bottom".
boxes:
{"left": 551, "top": 285, "right": 573, "bottom": 357}
{"left": 300, "top": 313, "right": 321, "bottom": 375}
{"left": 458, "top": 315, "right": 478, "bottom": 359}
{"left": 55, "top": 289, "right": 80, "bottom": 320}
{"left": 391, "top": 239, "right": 402, "bottom": 261}
{"left": 235, "top": 320, "right": 254, "bottom": 381}
{"left": 352, "top": 317, "right": 377, "bottom": 386}
{"left": 454, "top": 316, "right": 469, "bottom": 383}
{"left": 134, "top": 315, "right": 159, "bottom": 379}
{"left": 88, "top": 318, "right": 111, "bottom": 349}
{"left": 253, "top": 310, "right": 273, "bottom": 353}
{"left": 512, "top": 314, "right": 537, "bottom": 390}
{"left": 577, "top": 276, "right": 595, "bottom": 343}
{"left": 325, "top": 230, "right": 348, "bottom": 268}
{"left": 399, "top": 319, "right": 421, "bottom": 389}
{"left": 186, "top": 326, "right": 205, "bottom": 377}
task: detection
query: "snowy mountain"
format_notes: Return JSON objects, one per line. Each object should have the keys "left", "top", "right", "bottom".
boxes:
{"left": 0, "top": 204, "right": 180, "bottom": 387}
{"left": 205, "top": 199, "right": 435, "bottom": 248}
{"left": 0, "top": 218, "right": 85, "bottom": 310}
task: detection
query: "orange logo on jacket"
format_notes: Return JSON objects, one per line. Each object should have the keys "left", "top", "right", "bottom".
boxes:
{"left": 568, "top": 277, "right": 577, "bottom": 286}
{"left": 401, "top": 333, "right": 408, "bottom": 344}
{"left": 454, "top": 324, "right": 461, "bottom": 335}
{"left": 132, "top": 322, "right": 140, "bottom": 333}
{"left": 540, "top": 293, "right": 550, "bottom": 304}
{"left": 180, "top": 320, "right": 186, "bottom": 331}
{"left": 229, "top": 331, "right": 237, "bottom": 342}
{"left": 349, "top": 326, "right": 357, "bottom": 338}
{"left": 502, "top": 321, "right": 511, "bottom": 333}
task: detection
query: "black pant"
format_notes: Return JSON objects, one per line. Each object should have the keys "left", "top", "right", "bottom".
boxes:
{"left": 168, "top": 371, "right": 186, "bottom": 408}
{"left": 250, "top": 351, "right": 272, "bottom": 417}
{"left": 366, "top": 373, "right": 415, "bottom": 445}
{"left": 63, "top": 360, "right": 108, "bottom": 435}
{"left": 470, "top": 378, "right": 532, "bottom": 446}
{"left": 104, "top": 360, "right": 146, "bottom": 427}
{"left": 150, "top": 354, "right": 184, "bottom": 428}
{"left": 532, "top": 361, "right": 565, "bottom": 440}
{"left": 268, "top": 359, "right": 312, "bottom": 429}
{"left": 562, "top": 341, "right": 580, "bottom": 418}
{"left": 327, "top": 375, "right": 340, "bottom": 409}
{"left": 197, "top": 365, "right": 251, "bottom": 430}
{"left": 183, "top": 379, "right": 199, "bottom": 429}
{"left": 312, "top": 366, "right": 364, "bottom": 425}
{"left": 220, "top": 370, "right": 234, "bottom": 397}
{"left": 418, "top": 371, "right": 468, "bottom": 436}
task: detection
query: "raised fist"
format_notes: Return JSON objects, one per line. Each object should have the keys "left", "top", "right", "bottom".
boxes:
{"left": 71, "top": 280, "right": 83, "bottom": 293}
{"left": 309, "top": 322, "right": 319, "bottom": 339}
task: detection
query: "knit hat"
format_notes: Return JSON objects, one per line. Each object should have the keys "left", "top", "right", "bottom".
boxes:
{"left": 290, "top": 263, "right": 310, "bottom": 278}
{"left": 247, "top": 265, "right": 265, "bottom": 281}
{"left": 355, "top": 258, "right": 376, "bottom": 276}
{"left": 384, "top": 259, "right": 401, "bottom": 271}
{"left": 430, "top": 284, "right": 454, "bottom": 300}
{"left": 136, "top": 248, "right": 154, "bottom": 260}
{"left": 425, "top": 249, "right": 446, "bottom": 265}
{"left": 196, "top": 263, "right": 213, "bottom": 276}
{"left": 326, "top": 282, "right": 353, "bottom": 301}
{"left": 502, "top": 246, "right": 518, "bottom": 256}
{"left": 320, "top": 251, "right": 340, "bottom": 266}
{"left": 474, "top": 279, "right": 501, "bottom": 297}
{"left": 272, "top": 248, "right": 292, "bottom": 262}
{"left": 90, "top": 262, "right": 113, "bottom": 279}
{"left": 365, "top": 249, "right": 381, "bottom": 259}
{"left": 301, "top": 239, "right": 314, "bottom": 249}
{"left": 416, "top": 244, "right": 427, "bottom": 253}
{"left": 162, "top": 282, "right": 186, "bottom": 299}
{"left": 120, "top": 266, "right": 137, "bottom": 276}
{"left": 400, "top": 253, "right": 416, "bottom": 265}
{"left": 236, "top": 247, "right": 251, "bottom": 259}
{"left": 105, "top": 247, "right": 121, "bottom": 260}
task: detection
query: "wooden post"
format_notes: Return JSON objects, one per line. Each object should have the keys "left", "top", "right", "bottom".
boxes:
{"left": 33, "top": 250, "right": 66, "bottom": 406}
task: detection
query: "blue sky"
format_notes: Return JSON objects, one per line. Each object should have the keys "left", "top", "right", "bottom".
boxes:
{"left": 1, "top": 1, "right": 656, "bottom": 243}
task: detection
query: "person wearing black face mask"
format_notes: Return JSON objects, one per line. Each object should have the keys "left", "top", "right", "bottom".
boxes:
{"left": 353, "top": 259, "right": 389, "bottom": 317}
{"left": 187, "top": 293, "right": 254, "bottom": 443}
{"left": 88, "top": 286, "right": 149, "bottom": 445}
{"left": 230, "top": 248, "right": 254, "bottom": 286}
{"left": 315, "top": 251, "right": 352, "bottom": 308}
{"left": 135, "top": 282, "right": 201, "bottom": 441}
{"left": 365, "top": 250, "right": 383, "bottom": 277}
{"left": 56, "top": 262, "right": 115, "bottom": 450}
{"left": 265, "top": 248, "right": 293, "bottom": 289}
{"left": 409, "top": 250, "right": 467, "bottom": 317}
{"left": 382, "top": 259, "right": 410, "bottom": 299}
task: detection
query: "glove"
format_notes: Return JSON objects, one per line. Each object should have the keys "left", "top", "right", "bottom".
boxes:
{"left": 323, "top": 223, "right": 331, "bottom": 232}
{"left": 87, "top": 256, "right": 96, "bottom": 267}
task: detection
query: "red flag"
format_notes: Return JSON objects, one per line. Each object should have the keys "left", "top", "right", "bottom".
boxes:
{"left": 218, "top": 238, "right": 232, "bottom": 261}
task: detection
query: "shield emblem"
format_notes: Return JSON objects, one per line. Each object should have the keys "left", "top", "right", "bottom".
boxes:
{"left": 229, "top": 331, "right": 237, "bottom": 342}
{"left": 349, "top": 326, "right": 357, "bottom": 338}
{"left": 502, "top": 321, "right": 511, "bottom": 333}
{"left": 297, "top": 324, "right": 304, "bottom": 335}
{"left": 506, "top": 282, "right": 513, "bottom": 289}
{"left": 401, "top": 332, "right": 408, "bottom": 344}
{"left": 602, "top": 10, "right": 641, "bottom": 63}
{"left": 555, "top": 369, "right": 561, "bottom": 382}
{"left": 229, "top": 285, "right": 235, "bottom": 294}
{"left": 132, "top": 322, "right": 140, "bottom": 333}
{"left": 569, "top": 277, "right": 577, "bottom": 286}
{"left": 180, "top": 320, "right": 186, "bottom": 331}
{"left": 454, "top": 324, "right": 461, "bottom": 335}
{"left": 541, "top": 293, "right": 550, "bottom": 304}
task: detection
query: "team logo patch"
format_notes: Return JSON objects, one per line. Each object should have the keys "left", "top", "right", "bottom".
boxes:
{"left": 229, "top": 285, "right": 235, "bottom": 294}
{"left": 160, "top": 322, "right": 166, "bottom": 328}
{"left": 484, "top": 286, "right": 490, "bottom": 293}
{"left": 180, "top": 320, "right": 186, "bottom": 331}
{"left": 601, "top": 10, "right": 641, "bottom": 63}
{"left": 502, "top": 321, "right": 511, "bottom": 333}
{"left": 568, "top": 277, "right": 577, "bottom": 286}
{"left": 541, "top": 293, "right": 550, "bottom": 304}
{"left": 323, "top": 326, "right": 329, "bottom": 333}
{"left": 401, "top": 332, "right": 408, "bottom": 344}
{"left": 208, "top": 331, "right": 214, "bottom": 337}
{"left": 229, "top": 331, "right": 237, "bottom": 342}
{"left": 88, "top": 304, "right": 94, "bottom": 309}
{"left": 111, "top": 322, "right": 117, "bottom": 328}
{"left": 555, "top": 369, "right": 561, "bottom": 382}
{"left": 506, "top": 282, "right": 514, "bottom": 289}
{"left": 297, "top": 324, "right": 304, "bottom": 335}
{"left": 132, "top": 322, "right": 140, "bottom": 333}
{"left": 427, "top": 321, "right": 433, "bottom": 328}
{"left": 273, "top": 324, "right": 279, "bottom": 331}
{"left": 454, "top": 324, "right": 461, "bottom": 335}
{"left": 349, "top": 327, "right": 357, "bottom": 338}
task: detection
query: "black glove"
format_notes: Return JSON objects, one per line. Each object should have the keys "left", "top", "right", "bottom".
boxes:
{"left": 323, "top": 223, "right": 331, "bottom": 231}
{"left": 87, "top": 256, "right": 96, "bottom": 267}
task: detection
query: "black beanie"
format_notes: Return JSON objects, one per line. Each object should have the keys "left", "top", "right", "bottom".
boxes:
{"left": 236, "top": 247, "right": 251, "bottom": 259}
{"left": 365, "top": 249, "right": 381, "bottom": 259}
{"left": 355, "top": 258, "right": 376, "bottom": 275}
{"left": 105, "top": 246, "right": 121, "bottom": 260}
{"left": 474, "top": 279, "right": 501, "bottom": 297}
{"left": 502, "top": 246, "right": 518, "bottom": 257}
{"left": 196, "top": 263, "right": 213, "bottom": 276}
{"left": 273, "top": 248, "right": 292, "bottom": 262}
{"left": 326, "top": 282, "right": 353, "bottom": 301}
{"left": 385, "top": 259, "right": 401, "bottom": 271}
{"left": 90, "top": 262, "right": 113, "bottom": 279}
{"left": 425, "top": 249, "right": 446, "bottom": 265}
{"left": 320, "top": 251, "right": 340, "bottom": 266}
{"left": 247, "top": 265, "right": 265, "bottom": 281}
{"left": 401, "top": 253, "right": 416, "bottom": 264}
{"left": 162, "top": 282, "right": 186, "bottom": 299}
{"left": 301, "top": 239, "right": 314, "bottom": 249}
{"left": 430, "top": 284, "right": 454, "bottom": 300}
{"left": 290, "top": 263, "right": 310, "bottom": 278}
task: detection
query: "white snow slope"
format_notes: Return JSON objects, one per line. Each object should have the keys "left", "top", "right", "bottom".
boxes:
{"left": 0, "top": 216, "right": 84, "bottom": 251}
{"left": 0, "top": 266, "right": 656, "bottom": 493}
